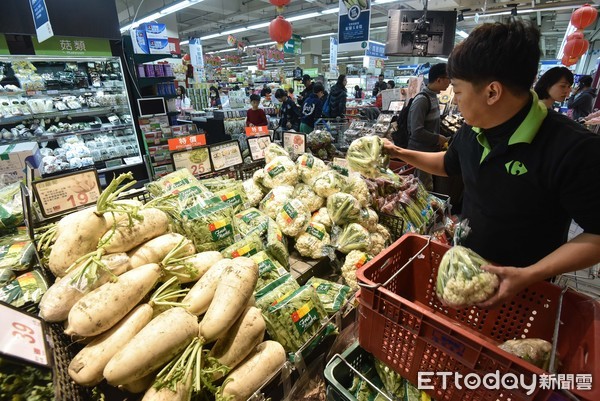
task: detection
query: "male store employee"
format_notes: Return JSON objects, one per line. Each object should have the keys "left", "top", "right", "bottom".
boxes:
{"left": 383, "top": 20, "right": 600, "bottom": 308}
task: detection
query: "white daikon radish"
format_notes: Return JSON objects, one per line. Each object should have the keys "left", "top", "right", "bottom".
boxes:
{"left": 182, "top": 259, "right": 234, "bottom": 315}
{"left": 141, "top": 372, "right": 192, "bottom": 401}
{"left": 164, "top": 251, "right": 224, "bottom": 283}
{"left": 119, "top": 374, "right": 156, "bottom": 394}
{"left": 101, "top": 208, "right": 170, "bottom": 253}
{"left": 128, "top": 233, "right": 195, "bottom": 269}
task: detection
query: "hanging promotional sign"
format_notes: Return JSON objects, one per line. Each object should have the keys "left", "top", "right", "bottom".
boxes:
{"left": 365, "top": 42, "right": 387, "bottom": 59}
{"left": 189, "top": 38, "right": 205, "bottom": 81}
{"left": 257, "top": 53, "right": 266, "bottom": 70}
{"left": 29, "top": 0, "right": 54, "bottom": 43}
{"left": 338, "top": 0, "right": 371, "bottom": 52}
{"left": 330, "top": 37, "right": 338, "bottom": 74}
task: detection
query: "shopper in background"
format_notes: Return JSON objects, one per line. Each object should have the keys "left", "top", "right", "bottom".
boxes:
{"left": 567, "top": 75, "right": 597, "bottom": 120}
{"left": 328, "top": 74, "right": 348, "bottom": 119}
{"left": 534, "top": 67, "right": 574, "bottom": 109}
{"left": 262, "top": 87, "right": 272, "bottom": 102}
{"left": 374, "top": 82, "right": 388, "bottom": 108}
{"left": 406, "top": 63, "right": 450, "bottom": 191}
{"left": 388, "top": 80, "right": 396, "bottom": 89}
{"left": 209, "top": 86, "right": 221, "bottom": 108}
{"left": 298, "top": 75, "right": 314, "bottom": 107}
{"left": 383, "top": 20, "right": 600, "bottom": 308}
{"left": 275, "top": 88, "right": 301, "bottom": 131}
{"left": 246, "top": 94, "right": 268, "bottom": 127}
{"left": 288, "top": 87, "right": 295, "bottom": 102}
{"left": 299, "top": 83, "right": 325, "bottom": 134}
{"left": 176, "top": 85, "right": 191, "bottom": 111}
{"left": 372, "top": 74, "right": 386, "bottom": 96}
{"left": 354, "top": 85, "right": 364, "bottom": 99}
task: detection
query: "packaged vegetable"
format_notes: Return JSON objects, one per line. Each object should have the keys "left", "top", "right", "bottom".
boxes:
{"left": 262, "top": 284, "right": 330, "bottom": 353}
{"left": 201, "top": 177, "right": 238, "bottom": 193}
{"left": 220, "top": 233, "right": 264, "bottom": 259}
{"left": 306, "top": 277, "right": 350, "bottom": 314}
{"left": 359, "top": 208, "right": 379, "bottom": 233}
{"left": 0, "top": 239, "right": 34, "bottom": 271}
{"left": 264, "top": 143, "right": 290, "bottom": 163}
{"left": 181, "top": 201, "right": 235, "bottom": 252}
{"left": 370, "top": 224, "right": 391, "bottom": 256}
{"left": 310, "top": 207, "right": 333, "bottom": 231}
{"left": 326, "top": 192, "right": 363, "bottom": 226}
{"left": 346, "top": 136, "right": 390, "bottom": 179}
{"left": 242, "top": 178, "right": 265, "bottom": 207}
{"left": 499, "top": 338, "right": 554, "bottom": 370}
{"left": 341, "top": 250, "right": 372, "bottom": 291}
{"left": 262, "top": 156, "right": 299, "bottom": 188}
{"left": 259, "top": 185, "right": 294, "bottom": 219}
{"left": 374, "top": 358, "right": 405, "bottom": 399}
{"left": 233, "top": 207, "right": 269, "bottom": 237}
{"left": 169, "top": 182, "right": 215, "bottom": 208}
{"left": 255, "top": 273, "right": 300, "bottom": 311}
{"left": 266, "top": 218, "right": 289, "bottom": 267}
{"left": 436, "top": 246, "right": 499, "bottom": 308}
{"left": 147, "top": 168, "right": 198, "bottom": 196}
{"left": 296, "top": 153, "right": 327, "bottom": 186}
{"left": 335, "top": 223, "right": 372, "bottom": 254}
{"left": 0, "top": 270, "right": 48, "bottom": 308}
{"left": 214, "top": 182, "right": 249, "bottom": 213}
{"left": 251, "top": 251, "right": 288, "bottom": 291}
{"left": 293, "top": 183, "right": 325, "bottom": 213}
{"left": 346, "top": 172, "right": 371, "bottom": 208}
{"left": 276, "top": 198, "right": 311, "bottom": 237}
{"left": 295, "top": 222, "right": 332, "bottom": 260}
{"left": 0, "top": 183, "right": 23, "bottom": 232}
{"left": 312, "top": 170, "right": 345, "bottom": 198}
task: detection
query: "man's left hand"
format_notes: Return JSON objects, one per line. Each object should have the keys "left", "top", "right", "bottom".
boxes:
{"left": 476, "top": 265, "right": 534, "bottom": 309}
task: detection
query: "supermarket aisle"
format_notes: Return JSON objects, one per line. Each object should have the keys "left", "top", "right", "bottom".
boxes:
{"left": 562, "top": 221, "right": 600, "bottom": 298}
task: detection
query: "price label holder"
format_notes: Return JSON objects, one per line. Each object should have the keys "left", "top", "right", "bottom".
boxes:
{"left": 283, "top": 131, "right": 306, "bottom": 155}
{"left": 388, "top": 100, "right": 404, "bottom": 112}
{"left": 245, "top": 125, "right": 269, "bottom": 137}
{"left": 247, "top": 134, "right": 272, "bottom": 162}
{"left": 209, "top": 140, "right": 244, "bottom": 171}
{"left": 0, "top": 302, "right": 52, "bottom": 368}
{"left": 32, "top": 169, "right": 101, "bottom": 218}
{"left": 172, "top": 147, "right": 213, "bottom": 177}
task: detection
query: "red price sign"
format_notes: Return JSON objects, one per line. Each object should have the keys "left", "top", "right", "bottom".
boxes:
{"left": 168, "top": 134, "right": 207, "bottom": 151}
{"left": 0, "top": 303, "right": 49, "bottom": 367}
{"left": 245, "top": 125, "right": 269, "bottom": 137}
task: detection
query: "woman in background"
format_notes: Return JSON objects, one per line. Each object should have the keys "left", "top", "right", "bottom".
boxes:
{"left": 176, "top": 85, "right": 191, "bottom": 111}
{"left": 534, "top": 67, "right": 573, "bottom": 109}
{"left": 209, "top": 86, "right": 221, "bottom": 108}
{"left": 567, "top": 75, "right": 597, "bottom": 120}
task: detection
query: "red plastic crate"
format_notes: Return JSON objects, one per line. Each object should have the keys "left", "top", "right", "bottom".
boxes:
{"left": 356, "top": 234, "right": 599, "bottom": 401}
{"left": 389, "top": 160, "right": 416, "bottom": 176}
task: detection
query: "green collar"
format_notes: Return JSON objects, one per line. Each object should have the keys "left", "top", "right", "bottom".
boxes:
{"left": 473, "top": 91, "right": 548, "bottom": 163}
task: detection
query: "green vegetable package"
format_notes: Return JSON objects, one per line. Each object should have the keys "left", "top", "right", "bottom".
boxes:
{"left": 306, "top": 277, "right": 350, "bottom": 314}
{"left": 255, "top": 273, "right": 300, "bottom": 311}
{"left": 181, "top": 200, "right": 235, "bottom": 252}
{"left": 251, "top": 251, "right": 288, "bottom": 291}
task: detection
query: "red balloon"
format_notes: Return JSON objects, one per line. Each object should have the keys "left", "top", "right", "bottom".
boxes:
{"left": 571, "top": 4, "right": 598, "bottom": 30}
{"left": 270, "top": 0, "right": 291, "bottom": 12}
{"left": 564, "top": 36, "right": 589, "bottom": 59}
{"left": 269, "top": 16, "right": 293, "bottom": 45}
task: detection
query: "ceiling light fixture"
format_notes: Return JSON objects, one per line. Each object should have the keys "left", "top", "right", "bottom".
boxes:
{"left": 303, "top": 32, "right": 335, "bottom": 39}
{"left": 120, "top": 0, "right": 205, "bottom": 33}
{"left": 456, "top": 30, "right": 469, "bottom": 39}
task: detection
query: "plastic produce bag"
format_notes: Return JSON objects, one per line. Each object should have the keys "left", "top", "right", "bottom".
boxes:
{"left": 262, "top": 156, "right": 299, "bottom": 189}
{"left": 293, "top": 183, "right": 324, "bottom": 213}
{"left": 242, "top": 178, "right": 265, "bottom": 208}
{"left": 374, "top": 359, "right": 405, "bottom": 399}
{"left": 346, "top": 172, "right": 371, "bottom": 208}
{"left": 294, "top": 222, "right": 332, "bottom": 260}
{"left": 265, "top": 143, "right": 290, "bottom": 163}
{"left": 220, "top": 233, "right": 264, "bottom": 259}
{"left": 233, "top": 207, "right": 269, "bottom": 237}
{"left": 260, "top": 185, "right": 294, "bottom": 219}
{"left": 436, "top": 246, "right": 499, "bottom": 308}
{"left": 276, "top": 199, "right": 311, "bottom": 237}
{"left": 0, "top": 270, "right": 48, "bottom": 308}
{"left": 266, "top": 218, "right": 289, "bottom": 268}
{"left": 326, "top": 192, "right": 363, "bottom": 226}
{"left": 334, "top": 224, "right": 372, "bottom": 254}
{"left": 214, "top": 182, "right": 249, "bottom": 214}
{"left": 251, "top": 251, "right": 288, "bottom": 292}
{"left": 346, "top": 136, "right": 390, "bottom": 179}
{"left": 255, "top": 273, "right": 300, "bottom": 311}
{"left": 0, "top": 182, "right": 24, "bottom": 231}
{"left": 296, "top": 153, "right": 327, "bottom": 186}
{"left": 341, "top": 251, "right": 372, "bottom": 291}
{"left": 312, "top": 170, "right": 345, "bottom": 198}
{"left": 0, "top": 238, "right": 34, "bottom": 271}
{"left": 499, "top": 339, "right": 555, "bottom": 370}
{"left": 310, "top": 207, "right": 333, "bottom": 231}
{"left": 181, "top": 200, "right": 235, "bottom": 252}
{"left": 147, "top": 168, "right": 199, "bottom": 196}
{"left": 306, "top": 277, "right": 350, "bottom": 314}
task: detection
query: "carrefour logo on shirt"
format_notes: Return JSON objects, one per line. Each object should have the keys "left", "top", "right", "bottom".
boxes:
{"left": 505, "top": 160, "right": 528, "bottom": 176}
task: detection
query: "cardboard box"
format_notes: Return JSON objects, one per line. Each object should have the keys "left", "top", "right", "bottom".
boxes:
{"left": 0, "top": 142, "right": 42, "bottom": 183}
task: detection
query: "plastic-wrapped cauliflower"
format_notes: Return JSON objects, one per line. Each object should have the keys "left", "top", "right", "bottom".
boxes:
{"left": 359, "top": 208, "right": 379, "bottom": 232}
{"left": 345, "top": 172, "right": 371, "bottom": 208}
{"left": 346, "top": 135, "right": 390, "bottom": 179}
{"left": 335, "top": 223, "right": 371, "bottom": 254}
{"left": 498, "top": 339, "right": 554, "bottom": 370}
{"left": 275, "top": 198, "right": 311, "bottom": 237}
{"left": 312, "top": 170, "right": 346, "bottom": 198}
{"left": 294, "top": 222, "right": 331, "bottom": 260}
{"left": 259, "top": 185, "right": 294, "bottom": 219}
{"left": 253, "top": 169, "right": 268, "bottom": 192}
{"left": 326, "top": 192, "right": 363, "bottom": 226}
{"left": 296, "top": 153, "right": 327, "bottom": 185}
{"left": 262, "top": 156, "right": 299, "bottom": 189}
{"left": 310, "top": 207, "right": 333, "bottom": 231}
{"left": 243, "top": 178, "right": 265, "bottom": 208}
{"left": 264, "top": 143, "right": 290, "bottom": 163}
{"left": 341, "top": 250, "right": 372, "bottom": 291}
{"left": 436, "top": 246, "right": 499, "bottom": 309}
{"left": 293, "top": 183, "right": 324, "bottom": 213}
{"left": 370, "top": 224, "right": 391, "bottom": 255}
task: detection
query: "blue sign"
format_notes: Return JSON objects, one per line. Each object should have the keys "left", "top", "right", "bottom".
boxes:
{"left": 338, "top": 0, "right": 371, "bottom": 52}
{"left": 365, "top": 42, "right": 387, "bottom": 59}
{"left": 29, "top": 0, "right": 54, "bottom": 43}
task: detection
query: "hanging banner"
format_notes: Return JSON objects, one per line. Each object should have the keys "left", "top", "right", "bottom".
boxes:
{"left": 189, "top": 38, "right": 205, "bottom": 81}
{"left": 257, "top": 53, "right": 266, "bottom": 70}
{"left": 338, "top": 0, "right": 371, "bottom": 52}
{"left": 365, "top": 42, "right": 387, "bottom": 59}
{"left": 330, "top": 37, "right": 338, "bottom": 74}
{"left": 29, "top": 0, "right": 54, "bottom": 43}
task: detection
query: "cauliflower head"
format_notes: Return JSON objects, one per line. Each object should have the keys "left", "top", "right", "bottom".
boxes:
{"left": 275, "top": 198, "right": 311, "bottom": 237}
{"left": 296, "top": 153, "right": 327, "bottom": 185}
{"left": 346, "top": 135, "right": 390, "bottom": 179}
{"left": 243, "top": 179, "right": 265, "bottom": 208}
{"left": 259, "top": 185, "right": 294, "bottom": 219}
{"left": 294, "top": 222, "right": 331, "bottom": 260}
{"left": 326, "top": 192, "right": 362, "bottom": 226}
{"left": 312, "top": 170, "right": 346, "bottom": 198}
{"left": 293, "top": 183, "right": 325, "bottom": 212}
{"left": 341, "top": 250, "right": 372, "bottom": 291}
{"left": 359, "top": 208, "right": 379, "bottom": 232}
{"left": 436, "top": 246, "right": 499, "bottom": 308}
{"left": 262, "top": 156, "right": 299, "bottom": 189}
{"left": 336, "top": 223, "right": 371, "bottom": 254}
{"left": 264, "top": 143, "right": 290, "bottom": 163}
{"left": 310, "top": 207, "right": 333, "bottom": 230}
{"left": 346, "top": 173, "right": 371, "bottom": 208}
{"left": 370, "top": 224, "right": 391, "bottom": 255}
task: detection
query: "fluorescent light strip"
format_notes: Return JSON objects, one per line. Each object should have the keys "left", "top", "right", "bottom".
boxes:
{"left": 181, "top": 40, "right": 189, "bottom": 45}
{"left": 160, "top": 0, "right": 192, "bottom": 15}
{"left": 287, "top": 12, "right": 321, "bottom": 22}
{"left": 456, "top": 30, "right": 469, "bottom": 39}
{"left": 303, "top": 32, "right": 335, "bottom": 39}
{"left": 373, "top": 0, "right": 399, "bottom": 4}
{"left": 120, "top": 0, "right": 205, "bottom": 33}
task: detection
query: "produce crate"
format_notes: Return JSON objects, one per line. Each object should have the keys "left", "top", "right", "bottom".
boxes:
{"left": 356, "top": 234, "right": 600, "bottom": 401}
{"left": 237, "top": 160, "right": 265, "bottom": 181}
{"left": 378, "top": 212, "right": 405, "bottom": 242}
{"left": 389, "top": 160, "right": 416, "bottom": 176}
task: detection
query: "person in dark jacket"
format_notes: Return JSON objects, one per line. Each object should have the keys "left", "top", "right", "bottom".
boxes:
{"left": 387, "top": 80, "right": 396, "bottom": 89}
{"left": 298, "top": 75, "right": 314, "bottom": 107}
{"left": 275, "top": 88, "right": 301, "bottom": 131}
{"left": 299, "top": 83, "right": 325, "bottom": 133}
{"left": 372, "top": 74, "right": 386, "bottom": 96}
{"left": 567, "top": 75, "right": 597, "bottom": 121}
{"left": 328, "top": 75, "right": 348, "bottom": 118}
{"left": 354, "top": 85, "right": 363, "bottom": 99}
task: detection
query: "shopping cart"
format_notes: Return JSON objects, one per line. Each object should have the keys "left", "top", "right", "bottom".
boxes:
{"left": 314, "top": 118, "right": 350, "bottom": 147}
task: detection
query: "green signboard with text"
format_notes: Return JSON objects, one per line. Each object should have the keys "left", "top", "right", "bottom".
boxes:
{"left": 284, "top": 34, "right": 302, "bottom": 55}
{"left": 33, "top": 36, "right": 112, "bottom": 57}
{"left": 0, "top": 35, "right": 9, "bottom": 55}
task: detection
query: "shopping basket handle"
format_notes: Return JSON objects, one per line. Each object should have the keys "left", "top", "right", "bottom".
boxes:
{"left": 327, "top": 354, "right": 395, "bottom": 401}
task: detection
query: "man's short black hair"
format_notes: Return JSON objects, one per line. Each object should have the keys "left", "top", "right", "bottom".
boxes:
{"left": 378, "top": 74, "right": 384, "bottom": 78}
{"left": 302, "top": 74, "right": 311, "bottom": 83}
{"left": 534, "top": 67, "right": 574, "bottom": 100}
{"left": 275, "top": 88, "right": 287, "bottom": 99}
{"left": 448, "top": 20, "right": 541, "bottom": 94}
{"left": 250, "top": 94, "right": 260, "bottom": 102}
{"left": 579, "top": 75, "right": 593, "bottom": 87}
{"left": 313, "top": 83, "right": 325, "bottom": 94}
{"left": 429, "top": 63, "right": 447, "bottom": 82}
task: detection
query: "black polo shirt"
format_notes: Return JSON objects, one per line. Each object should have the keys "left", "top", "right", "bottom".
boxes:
{"left": 444, "top": 92, "right": 600, "bottom": 267}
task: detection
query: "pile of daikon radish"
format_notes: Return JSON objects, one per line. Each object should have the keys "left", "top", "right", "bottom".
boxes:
{"left": 36, "top": 173, "right": 286, "bottom": 401}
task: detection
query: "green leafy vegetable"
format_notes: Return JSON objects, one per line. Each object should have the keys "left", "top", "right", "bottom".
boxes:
{"left": 306, "top": 277, "right": 350, "bottom": 314}
{"left": 335, "top": 224, "right": 372, "bottom": 254}
{"left": 220, "top": 234, "right": 264, "bottom": 259}
{"left": 181, "top": 201, "right": 235, "bottom": 252}
{"left": 0, "top": 182, "right": 23, "bottom": 232}
{"left": 233, "top": 208, "right": 269, "bottom": 237}
{"left": 326, "top": 193, "right": 363, "bottom": 226}
{"left": 266, "top": 218, "right": 289, "bottom": 268}
{"left": 251, "top": 251, "right": 288, "bottom": 291}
